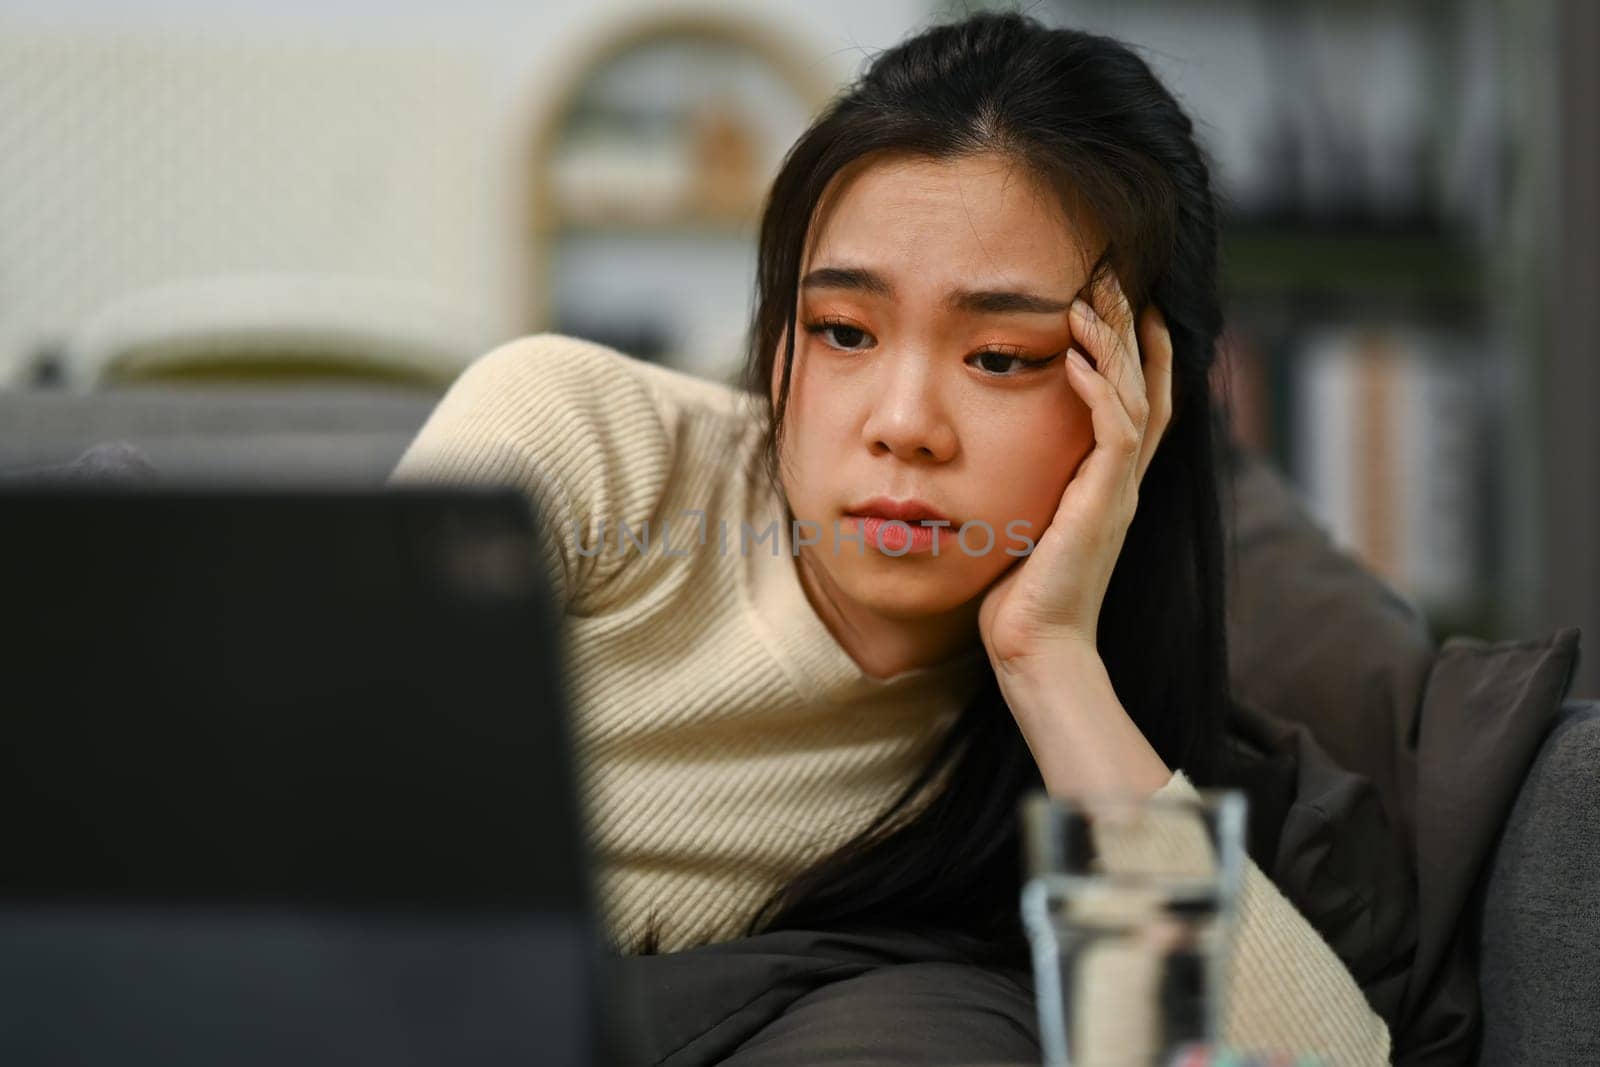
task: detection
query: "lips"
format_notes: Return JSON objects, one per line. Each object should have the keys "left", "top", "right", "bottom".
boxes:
{"left": 844, "top": 496, "right": 953, "bottom": 524}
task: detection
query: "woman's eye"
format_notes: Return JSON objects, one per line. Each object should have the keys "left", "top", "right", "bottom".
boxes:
{"left": 803, "top": 321, "right": 872, "bottom": 351}
{"left": 969, "top": 350, "right": 1054, "bottom": 376}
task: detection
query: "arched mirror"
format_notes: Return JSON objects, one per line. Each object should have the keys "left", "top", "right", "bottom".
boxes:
{"left": 527, "top": 15, "right": 833, "bottom": 384}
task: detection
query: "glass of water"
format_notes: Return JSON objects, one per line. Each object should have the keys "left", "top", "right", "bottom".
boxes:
{"left": 1020, "top": 787, "right": 1248, "bottom": 1067}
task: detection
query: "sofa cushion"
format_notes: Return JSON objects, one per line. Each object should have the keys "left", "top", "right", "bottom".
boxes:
{"left": 1219, "top": 444, "right": 1583, "bottom": 1063}
{"left": 1397, "top": 628, "right": 1581, "bottom": 1064}
{"left": 1221, "top": 443, "right": 1436, "bottom": 860}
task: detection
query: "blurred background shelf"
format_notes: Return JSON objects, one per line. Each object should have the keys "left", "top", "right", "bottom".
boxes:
{"left": 1220, "top": 223, "right": 1486, "bottom": 304}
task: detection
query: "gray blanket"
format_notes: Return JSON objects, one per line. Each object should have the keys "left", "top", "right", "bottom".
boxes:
{"left": 604, "top": 924, "right": 1039, "bottom": 1066}
{"left": 599, "top": 699, "right": 1414, "bottom": 1066}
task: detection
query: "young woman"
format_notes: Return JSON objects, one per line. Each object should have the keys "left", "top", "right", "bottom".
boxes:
{"left": 393, "top": 11, "right": 1390, "bottom": 1062}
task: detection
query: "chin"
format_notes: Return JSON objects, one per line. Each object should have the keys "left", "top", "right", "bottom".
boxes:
{"left": 841, "top": 560, "right": 981, "bottom": 621}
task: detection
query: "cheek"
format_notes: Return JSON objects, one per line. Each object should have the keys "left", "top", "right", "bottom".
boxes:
{"left": 776, "top": 397, "right": 832, "bottom": 512}
{"left": 783, "top": 356, "right": 852, "bottom": 457}
{"left": 971, "top": 407, "right": 1092, "bottom": 526}
{"left": 784, "top": 411, "right": 845, "bottom": 506}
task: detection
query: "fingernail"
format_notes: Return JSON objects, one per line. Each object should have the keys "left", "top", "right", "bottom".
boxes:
{"left": 1066, "top": 348, "right": 1092, "bottom": 371}
{"left": 1071, "top": 298, "right": 1094, "bottom": 321}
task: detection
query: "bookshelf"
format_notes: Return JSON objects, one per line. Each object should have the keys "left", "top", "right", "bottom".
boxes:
{"left": 1215, "top": 216, "right": 1504, "bottom": 642}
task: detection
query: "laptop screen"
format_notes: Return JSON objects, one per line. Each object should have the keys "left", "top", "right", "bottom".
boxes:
{"left": 0, "top": 489, "right": 610, "bottom": 1065}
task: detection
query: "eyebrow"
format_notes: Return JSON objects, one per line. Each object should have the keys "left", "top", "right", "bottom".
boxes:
{"left": 800, "top": 265, "right": 1073, "bottom": 315}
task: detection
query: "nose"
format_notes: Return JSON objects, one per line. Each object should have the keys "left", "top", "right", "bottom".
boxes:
{"left": 861, "top": 350, "right": 957, "bottom": 463}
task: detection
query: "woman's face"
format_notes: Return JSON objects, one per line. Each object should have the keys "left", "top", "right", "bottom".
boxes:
{"left": 772, "top": 149, "right": 1099, "bottom": 622}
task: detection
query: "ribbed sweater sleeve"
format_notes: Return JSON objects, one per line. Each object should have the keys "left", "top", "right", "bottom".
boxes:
{"left": 386, "top": 334, "right": 674, "bottom": 615}
{"left": 1149, "top": 771, "right": 1393, "bottom": 1065}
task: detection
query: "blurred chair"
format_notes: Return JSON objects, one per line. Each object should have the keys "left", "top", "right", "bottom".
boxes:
{"left": 58, "top": 275, "right": 499, "bottom": 391}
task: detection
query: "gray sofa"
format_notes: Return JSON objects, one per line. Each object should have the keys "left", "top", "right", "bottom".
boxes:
{"left": 1479, "top": 701, "right": 1600, "bottom": 1064}
{"left": 0, "top": 385, "right": 435, "bottom": 488}
{"left": 2, "top": 384, "right": 1595, "bottom": 1064}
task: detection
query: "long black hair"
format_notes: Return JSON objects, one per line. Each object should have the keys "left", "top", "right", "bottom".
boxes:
{"left": 644, "top": 9, "right": 1235, "bottom": 971}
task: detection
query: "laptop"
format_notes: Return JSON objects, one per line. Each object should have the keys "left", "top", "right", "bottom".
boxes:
{"left": 0, "top": 487, "right": 627, "bottom": 1065}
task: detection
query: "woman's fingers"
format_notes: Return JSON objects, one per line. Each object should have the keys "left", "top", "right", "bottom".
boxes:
{"left": 1068, "top": 272, "right": 1148, "bottom": 485}
{"left": 1074, "top": 275, "right": 1150, "bottom": 431}
{"left": 1134, "top": 304, "right": 1174, "bottom": 483}
{"left": 1090, "top": 270, "right": 1142, "bottom": 366}
{"left": 1063, "top": 347, "right": 1141, "bottom": 519}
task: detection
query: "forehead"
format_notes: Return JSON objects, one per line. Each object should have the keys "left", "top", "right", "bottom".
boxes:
{"left": 802, "top": 150, "right": 1100, "bottom": 286}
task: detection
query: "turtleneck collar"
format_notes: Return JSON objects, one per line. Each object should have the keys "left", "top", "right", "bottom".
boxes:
{"left": 737, "top": 447, "right": 989, "bottom": 707}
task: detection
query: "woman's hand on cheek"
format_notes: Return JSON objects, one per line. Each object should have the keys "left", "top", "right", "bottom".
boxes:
{"left": 975, "top": 273, "right": 1176, "bottom": 796}
{"left": 977, "top": 271, "right": 1174, "bottom": 673}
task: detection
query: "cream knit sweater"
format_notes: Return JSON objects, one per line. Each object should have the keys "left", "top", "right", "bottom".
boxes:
{"left": 389, "top": 333, "right": 1391, "bottom": 1065}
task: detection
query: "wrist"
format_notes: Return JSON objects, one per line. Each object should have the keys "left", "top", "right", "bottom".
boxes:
{"left": 991, "top": 638, "right": 1109, "bottom": 713}
{"left": 989, "top": 634, "right": 1102, "bottom": 689}
{"left": 995, "top": 644, "right": 1172, "bottom": 798}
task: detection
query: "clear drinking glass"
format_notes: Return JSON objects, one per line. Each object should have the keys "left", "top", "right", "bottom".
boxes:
{"left": 1019, "top": 788, "right": 1248, "bottom": 1067}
